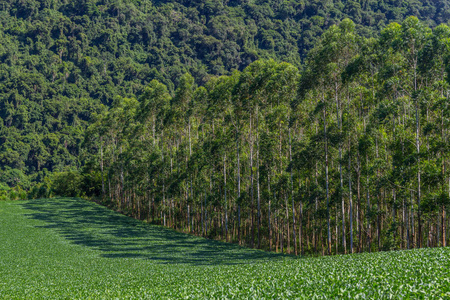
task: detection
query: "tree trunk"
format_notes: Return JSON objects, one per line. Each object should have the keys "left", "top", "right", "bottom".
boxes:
{"left": 416, "top": 100, "right": 422, "bottom": 248}
{"left": 250, "top": 114, "right": 255, "bottom": 248}
{"left": 335, "top": 81, "right": 346, "bottom": 254}
{"left": 257, "top": 109, "right": 261, "bottom": 248}
{"left": 285, "top": 194, "right": 290, "bottom": 254}
{"left": 236, "top": 129, "right": 241, "bottom": 245}
{"left": 268, "top": 174, "right": 272, "bottom": 251}
{"left": 299, "top": 179, "right": 303, "bottom": 255}
{"left": 224, "top": 154, "right": 228, "bottom": 242}
{"left": 366, "top": 155, "right": 371, "bottom": 253}
{"left": 323, "top": 98, "right": 331, "bottom": 255}
{"left": 289, "top": 127, "right": 297, "bottom": 255}
{"left": 348, "top": 136, "right": 354, "bottom": 253}
{"left": 100, "top": 136, "right": 105, "bottom": 198}
{"left": 357, "top": 152, "right": 362, "bottom": 253}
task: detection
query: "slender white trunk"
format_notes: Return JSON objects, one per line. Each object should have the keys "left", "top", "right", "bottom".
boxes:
{"left": 236, "top": 128, "right": 241, "bottom": 244}
{"left": 100, "top": 136, "right": 105, "bottom": 197}
{"left": 323, "top": 96, "right": 331, "bottom": 255}
{"left": 289, "top": 127, "right": 297, "bottom": 255}
{"left": 335, "top": 82, "right": 345, "bottom": 254}
{"left": 224, "top": 154, "right": 228, "bottom": 241}
{"left": 256, "top": 107, "right": 261, "bottom": 248}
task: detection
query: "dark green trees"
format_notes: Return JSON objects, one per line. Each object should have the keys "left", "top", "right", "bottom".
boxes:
{"left": 1, "top": 0, "right": 449, "bottom": 197}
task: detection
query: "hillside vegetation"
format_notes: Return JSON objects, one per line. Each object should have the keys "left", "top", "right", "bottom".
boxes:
{"left": 1, "top": 0, "right": 449, "bottom": 191}
{"left": 1, "top": 197, "right": 450, "bottom": 298}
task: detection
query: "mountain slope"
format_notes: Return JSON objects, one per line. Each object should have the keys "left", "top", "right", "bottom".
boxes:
{"left": 1, "top": 0, "right": 449, "bottom": 189}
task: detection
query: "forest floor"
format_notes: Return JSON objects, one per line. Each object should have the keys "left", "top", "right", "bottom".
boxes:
{"left": 1, "top": 198, "right": 449, "bottom": 299}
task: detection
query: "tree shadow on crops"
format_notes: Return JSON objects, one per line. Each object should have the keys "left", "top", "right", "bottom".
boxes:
{"left": 20, "top": 198, "right": 286, "bottom": 266}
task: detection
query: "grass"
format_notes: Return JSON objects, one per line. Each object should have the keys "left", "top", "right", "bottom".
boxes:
{"left": 1, "top": 198, "right": 449, "bottom": 299}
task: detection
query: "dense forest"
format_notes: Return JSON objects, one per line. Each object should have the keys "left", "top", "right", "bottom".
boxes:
{"left": 1, "top": 0, "right": 450, "bottom": 195}
{"left": 2, "top": 1, "right": 450, "bottom": 255}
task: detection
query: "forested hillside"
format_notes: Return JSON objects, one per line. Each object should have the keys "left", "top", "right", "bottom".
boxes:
{"left": 1, "top": 0, "right": 450, "bottom": 195}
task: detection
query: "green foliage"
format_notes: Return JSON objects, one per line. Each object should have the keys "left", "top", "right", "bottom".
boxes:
{"left": 51, "top": 171, "right": 84, "bottom": 197}
{"left": 0, "top": 0, "right": 448, "bottom": 191}
{"left": 50, "top": 168, "right": 102, "bottom": 198}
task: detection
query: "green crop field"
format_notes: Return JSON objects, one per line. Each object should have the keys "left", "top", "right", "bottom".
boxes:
{"left": 1, "top": 198, "right": 449, "bottom": 299}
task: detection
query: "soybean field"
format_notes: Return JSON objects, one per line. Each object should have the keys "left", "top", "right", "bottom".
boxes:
{"left": 1, "top": 198, "right": 449, "bottom": 299}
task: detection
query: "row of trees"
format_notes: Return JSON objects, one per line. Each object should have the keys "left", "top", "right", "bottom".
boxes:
{"left": 87, "top": 17, "right": 450, "bottom": 255}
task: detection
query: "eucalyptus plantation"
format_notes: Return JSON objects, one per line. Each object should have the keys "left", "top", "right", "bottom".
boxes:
{"left": 87, "top": 18, "right": 450, "bottom": 255}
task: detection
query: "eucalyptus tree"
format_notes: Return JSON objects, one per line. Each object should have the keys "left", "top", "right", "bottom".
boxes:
{"left": 230, "top": 73, "right": 246, "bottom": 245}
{"left": 418, "top": 24, "right": 450, "bottom": 247}
{"left": 138, "top": 80, "right": 172, "bottom": 144}
{"left": 189, "top": 85, "right": 209, "bottom": 235}
{"left": 207, "top": 74, "right": 238, "bottom": 241}
{"left": 266, "top": 62, "right": 299, "bottom": 253}
{"left": 344, "top": 34, "right": 388, "bottom": 252}
{"left": 135, "top": 80, "right": 171, "bottom": 223}
{"left": 377, "top": 23, "right": 411, "bottom": 249}
{"left": 160, "top": 73, "right": 196, "bottom": 230}
{"left": 397, "top": 17, "right": 431, "bottom": 248}
{"left": 232, "top": 60, "right": 272, "bottom": 248}
{"left": 299, "top": 48, "right": 331, "bottom": 254}
{"left": 325, "top": 19, "right": 359, "bottom": 254}
{"left": 99, "top": 96, "right": 139, "bottom": 209}
{"left": 298, "top": 19, "right": 358, "bottom": 254}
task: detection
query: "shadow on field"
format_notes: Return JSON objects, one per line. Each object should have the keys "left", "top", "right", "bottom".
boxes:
{"left": 20, "top": 198, "right": 283, "bottom": 266}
